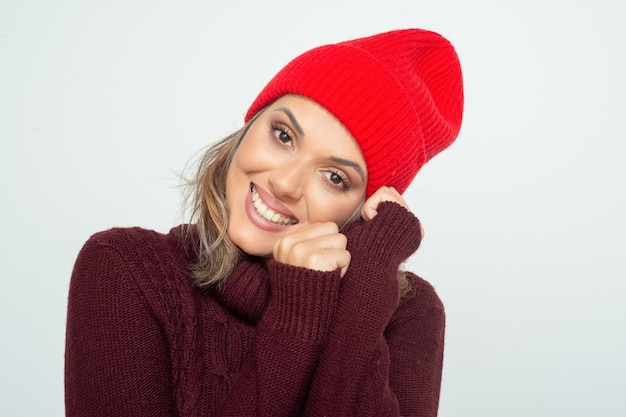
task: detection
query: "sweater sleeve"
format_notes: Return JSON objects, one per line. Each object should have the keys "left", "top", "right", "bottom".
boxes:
{"left": 303, "top": 201, "right": 445, "bottom": 417}
{"left": 65, "top": 231, "right": 177, "bottom": 417}
{"left": 213, "top": 262, "right": 343, "bottom": 416}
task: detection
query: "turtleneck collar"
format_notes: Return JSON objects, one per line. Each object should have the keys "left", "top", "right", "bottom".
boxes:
{"left": 172, "top": 224, "right": 271, "bottom": 323}
{"left": 209, "top": 258, "right": 271, "bottom": 323}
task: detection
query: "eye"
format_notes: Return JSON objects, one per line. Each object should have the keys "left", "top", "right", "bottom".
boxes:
{"left": 323, "top": 169, "right": 350, "bottom": 191}
{"left": 269, "top": 122, "right": 295, "bottom": 147}
{"left": 277, "top": 130, "right": 291, "bottom": 144}
{"left": 329, "top": 172, "right": 343, "bottom": 184}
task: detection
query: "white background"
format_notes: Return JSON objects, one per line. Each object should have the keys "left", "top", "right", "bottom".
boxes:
{"left": 2, "top": 0, "right": 625, "bottom": 416}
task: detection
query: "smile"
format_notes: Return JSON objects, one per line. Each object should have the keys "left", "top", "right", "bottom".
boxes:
{"left": 251, "top": 185, "right": 298, "bottom": 225}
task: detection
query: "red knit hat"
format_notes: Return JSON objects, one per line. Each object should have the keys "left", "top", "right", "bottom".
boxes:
{"left": 245, "top": 28, "right": 464, "bottom": 197}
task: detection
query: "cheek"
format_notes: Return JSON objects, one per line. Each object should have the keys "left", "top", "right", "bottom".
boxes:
{"left": 227, "top": 136, "right": 263, "bottom": 181}
{"left": 307, "top": 193, "right": 363, "bottom": 225}
{"left": 231, "top": 131, "right": 276, "bottom": 172}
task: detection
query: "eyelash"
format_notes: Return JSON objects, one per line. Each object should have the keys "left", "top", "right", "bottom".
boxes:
{"left": 268, "top": 120, "right": 351, "bottom": 192}
{"left": 268, "top": 121, "right": 295, "bottom": 147}
{"left": 324, "top": 168, "right": 351, "bottom": 191}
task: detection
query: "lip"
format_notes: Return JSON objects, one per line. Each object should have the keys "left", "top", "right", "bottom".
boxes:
{"left": 244, "top": 183, "right": 298, "bottom": 232}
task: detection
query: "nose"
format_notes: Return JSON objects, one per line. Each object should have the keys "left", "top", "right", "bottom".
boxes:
{"left": 268, "top": 158, "right": 307, "bottom": 201}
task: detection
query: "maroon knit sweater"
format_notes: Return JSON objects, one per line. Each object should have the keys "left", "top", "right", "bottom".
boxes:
{"left": 65, "top": 202, "right": 445, "bottom": 416}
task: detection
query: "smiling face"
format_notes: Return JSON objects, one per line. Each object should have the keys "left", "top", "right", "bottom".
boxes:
{"left": 226, "top": 94, "right": 367, "bottom": 257}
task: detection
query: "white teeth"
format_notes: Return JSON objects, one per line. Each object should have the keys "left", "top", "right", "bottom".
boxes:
{"left": 251, "top": 186, "right": 297, "bottom": 225}
{"left": 263, "top": 208, "right": 274, "bottom": 220}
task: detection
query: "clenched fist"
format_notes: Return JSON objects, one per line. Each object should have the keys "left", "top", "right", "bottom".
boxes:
{"left": 273, "top": 222, "right": 351, "bottom": 277}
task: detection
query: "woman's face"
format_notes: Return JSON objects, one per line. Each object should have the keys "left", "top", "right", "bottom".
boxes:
{"left": 226, "top": 94, "right": 367, "bottom": 257}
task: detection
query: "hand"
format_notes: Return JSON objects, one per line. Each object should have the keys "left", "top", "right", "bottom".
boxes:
{"left": 272, "top": 222, "right": 351, "bottom": 277}
{"left": 361, "top": 186, "right": 423, "bottom": 237}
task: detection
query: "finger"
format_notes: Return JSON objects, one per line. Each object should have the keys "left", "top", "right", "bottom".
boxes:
{"left": 283, "top": 221, "right": 339, "bottom": 241}
{"left": 278, "top": 238, "right": 351, "bottom": 273}
{"left": 285, "top": 233, "right": 347, "bottom": 264}
{"left": 361, "top": 186, "right": 408, "bottom": 220}
{"left": 301, "top": 248, "right": 351, "bottom": 276}
{"left": 273, "top": 222, "right": 339, "bottom": 259}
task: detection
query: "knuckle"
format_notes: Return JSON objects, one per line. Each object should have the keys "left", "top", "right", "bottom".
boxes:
{"left": 289, "top": 241, "right": 309, "bottom": 262}
{"left": 322, "top": 222, "right": 339, "bottom": 234}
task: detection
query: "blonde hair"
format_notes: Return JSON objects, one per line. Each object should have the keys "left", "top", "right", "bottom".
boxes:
{"left": 184, "top": 114, "right": 411, "bottom": 295}
{"left": 184, "top": 119, "right": 254, "bottom": 287}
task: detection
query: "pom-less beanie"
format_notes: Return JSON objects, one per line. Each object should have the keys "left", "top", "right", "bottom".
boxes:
{"left": 245, "top": 28, "right": 464, "bottom": 197}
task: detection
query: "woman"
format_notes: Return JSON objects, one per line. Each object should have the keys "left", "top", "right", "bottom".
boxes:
{"left": 65, "top": 28, "right": 463, "bottom": 416}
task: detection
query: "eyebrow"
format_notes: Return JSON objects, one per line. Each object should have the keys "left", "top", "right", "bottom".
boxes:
{"left": 329, "top": 156, "right": 366, "bottom": 183}
{"left": 275, "top": 107, "right": 304, "bottom": 136}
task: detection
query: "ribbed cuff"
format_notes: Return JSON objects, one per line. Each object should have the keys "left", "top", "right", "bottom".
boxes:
{"left": 344, "top": 201, "right": 422, "bottom": 268}
{"left": 262, "top": 261, "right": 342, "bottom": 344}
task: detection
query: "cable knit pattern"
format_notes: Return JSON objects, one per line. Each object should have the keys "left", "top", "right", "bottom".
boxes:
{"left": 65, "top": 203, "right": 445, "bottom": 416}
